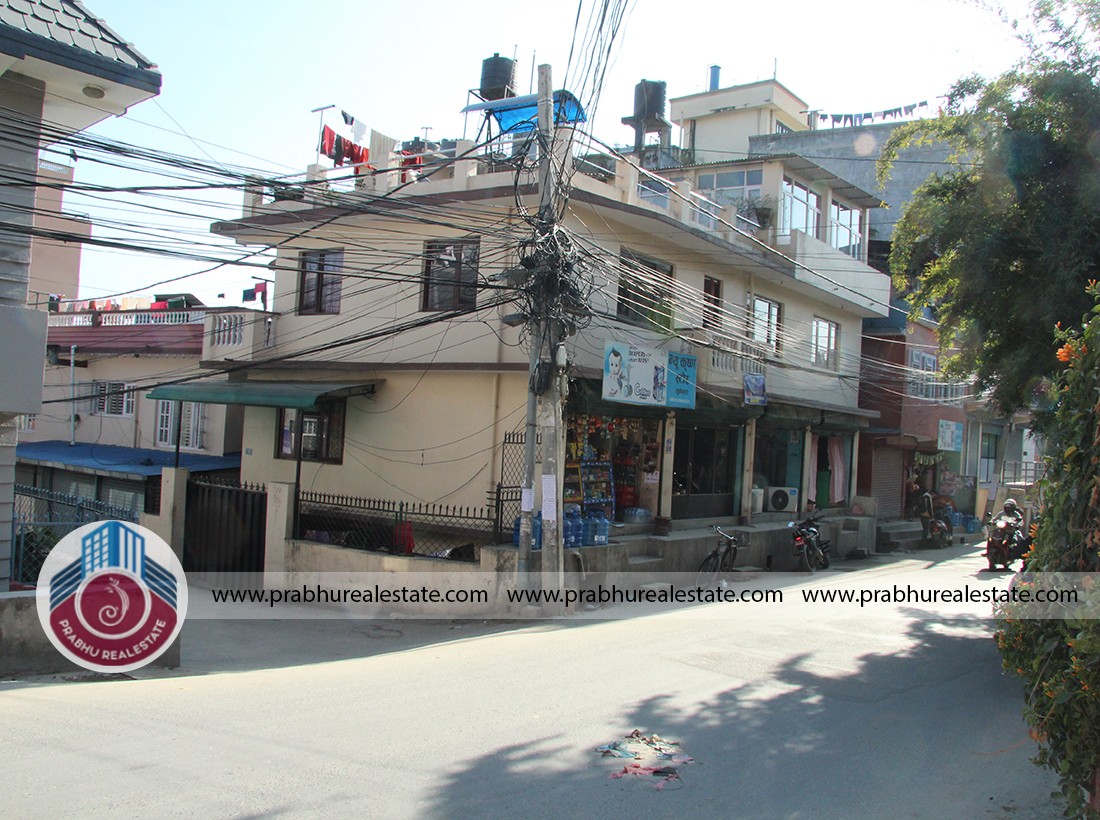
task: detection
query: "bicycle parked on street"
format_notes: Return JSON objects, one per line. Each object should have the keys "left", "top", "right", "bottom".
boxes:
{"left": 695, "top": 525, "right": 743, "bottom": 587}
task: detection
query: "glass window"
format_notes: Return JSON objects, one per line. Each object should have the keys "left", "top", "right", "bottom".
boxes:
{"left": 422, "top": 238, "right": 479, "bottom": 311}
{"left": 830, "top": 200, "right": 862, "bottom": 258}
{"left": 811, "top": 318, "right": 839, "bottom": 369}
{"left": 299, "top": 249, "right": 343, "bottom": 315}
{"left": 617, "top": 249, "right": 674, "bottom": 331}
{"left": 780, "top": 177, "right": 821, "bottom": 238}
{"left": 276, "top": 402, "right": 345, "bottom": 463}
{"left": 750, "top": 296, "right": 783, "bottom": 355}
{"left": 696, "top": 166, "right": 764, "bottom": 209}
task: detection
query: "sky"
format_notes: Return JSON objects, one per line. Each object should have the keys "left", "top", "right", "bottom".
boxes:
{"left": 61, "top": 0, "right": 1035, "bottom": 306}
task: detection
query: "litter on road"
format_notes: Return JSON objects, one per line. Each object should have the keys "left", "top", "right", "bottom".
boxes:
{"left": 596, "top": 729, "right": 694, "bottom": 789}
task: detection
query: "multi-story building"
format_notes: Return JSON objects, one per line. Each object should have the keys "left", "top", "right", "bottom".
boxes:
{"left": 745, "top": 117, "right": 1035, "bottom": 520}
{"left": 163, "top": 64, "right": 889, "bottom": 571}
{"left": 0, "top": 0, "right": 160, "bottom": 589}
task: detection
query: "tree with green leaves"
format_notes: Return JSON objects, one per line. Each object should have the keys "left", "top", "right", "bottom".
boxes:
{"left": 880, "top": 0, "right": 1100, "bottom": 414}
{"left": 997, "top": 283, "right": 1100, "bottom": 817}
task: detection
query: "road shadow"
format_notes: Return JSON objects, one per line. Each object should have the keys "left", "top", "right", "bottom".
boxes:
{"left": 418, "top": 614, "right": 1063, "bottom": 819}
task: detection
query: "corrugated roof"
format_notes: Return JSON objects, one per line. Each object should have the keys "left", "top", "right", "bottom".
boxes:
{"left": 0, "top": 0, "right": 156, "bottom": 71}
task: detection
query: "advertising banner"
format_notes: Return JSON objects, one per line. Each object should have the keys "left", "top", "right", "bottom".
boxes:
{"left": 602, "top": 341, "right": 696, "bottom": 409}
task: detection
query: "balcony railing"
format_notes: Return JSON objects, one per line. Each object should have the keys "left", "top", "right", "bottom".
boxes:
{"left": 1002, "top": 460, "right": 1047, "bottom": 487}
{"left": 48, "top": 310, "right": 206, "bottom": 327}
{"left": 203, "top": 311, "right": 276, "bottom": 360}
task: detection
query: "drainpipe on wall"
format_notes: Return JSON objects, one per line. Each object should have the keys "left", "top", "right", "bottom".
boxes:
{"left": 69, "top": 344, "right": 76, "bottom": 446}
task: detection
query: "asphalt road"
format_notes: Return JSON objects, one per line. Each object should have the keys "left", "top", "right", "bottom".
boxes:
{"left": 0, "top": 542, "right": 1063, "bottom": 818}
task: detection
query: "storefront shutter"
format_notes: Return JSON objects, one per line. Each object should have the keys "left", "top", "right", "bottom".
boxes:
{"left": 872, "top": 447, "right": 905, "bottom": 519}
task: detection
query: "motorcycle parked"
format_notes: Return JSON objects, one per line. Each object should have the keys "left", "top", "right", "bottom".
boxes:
{"left": 984, "top": 514, "right": 1028, "bottom": 571}
{"left": 926, "top": 514, "right": 952, "bottom": 549}
{"left": 789, "top": 511, "right": 831, "bottom": 572}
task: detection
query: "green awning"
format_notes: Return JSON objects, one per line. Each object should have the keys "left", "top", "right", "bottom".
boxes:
{"left": 147, "top": 381, "right": 380, "bottom": 410}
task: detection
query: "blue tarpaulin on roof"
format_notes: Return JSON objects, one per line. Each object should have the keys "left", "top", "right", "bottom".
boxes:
{"left": 461, "top": 90, "right": 587, "bottom": 134}
{"left": 16, "top": 441, "right": 240, "bottom": 478}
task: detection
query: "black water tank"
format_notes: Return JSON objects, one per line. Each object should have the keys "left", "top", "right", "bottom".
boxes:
{"left": 633, "top": 80, "right": 667, "bottom": 125}
{"left": 480, "top": 53, "right": 516, "bottom": 101}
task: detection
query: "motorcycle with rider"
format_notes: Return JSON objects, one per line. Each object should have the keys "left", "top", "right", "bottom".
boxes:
{"left": 984, "top": 498, "right": 1028, "bottom": 571}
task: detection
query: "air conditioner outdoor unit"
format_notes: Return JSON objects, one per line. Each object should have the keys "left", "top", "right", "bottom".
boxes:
{"left": 765, "top": 486, "right": 799, "bottom": 512}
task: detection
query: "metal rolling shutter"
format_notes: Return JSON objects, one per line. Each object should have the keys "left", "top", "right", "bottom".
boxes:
{"left": 872, "top": 448, "right": 905, "bottom": 519}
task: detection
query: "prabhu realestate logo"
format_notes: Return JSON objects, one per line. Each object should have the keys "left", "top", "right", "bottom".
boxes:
{"left": 35, "top": 521, "right": 188, "bottom": 673}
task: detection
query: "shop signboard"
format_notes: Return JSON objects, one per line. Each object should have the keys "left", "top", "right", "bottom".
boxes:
{"left": 602, "top": 341, "right": 696, "bottom": 409}
{"left": 938, "top": 419, "right": 964, "bottom": 452}
{"left": 743, "top": 373, "right": 767, "bottom": 406}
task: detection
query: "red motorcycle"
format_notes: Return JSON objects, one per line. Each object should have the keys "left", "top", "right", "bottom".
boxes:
{"left": 984, "top": 515, "right": 1027, "bottom": 571}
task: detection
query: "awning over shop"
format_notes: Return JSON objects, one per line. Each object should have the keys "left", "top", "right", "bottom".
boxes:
{"left": 757, "top": 401, "right": 875, "bottom": 432}
{"left": 147, "top": 381, "right": 380, "bottom": 410}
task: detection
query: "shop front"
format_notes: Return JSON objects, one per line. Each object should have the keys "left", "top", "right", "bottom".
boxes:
{"left": 671, "top": 421, "right": 744, "bottom": 519}
{"left": 566, "top": 412, "right": 664, "bottom": 523}
{"left": 752, "top": 405, "right": 864, "bottom": 512}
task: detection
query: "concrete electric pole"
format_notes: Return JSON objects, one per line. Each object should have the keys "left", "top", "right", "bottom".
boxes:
{"left": 517, "top": 64, "right": 569, "bottom": 598}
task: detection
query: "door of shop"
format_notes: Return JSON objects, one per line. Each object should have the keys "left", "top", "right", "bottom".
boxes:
{"left": 671, "top": 425, "right": 742, "bottom": 518}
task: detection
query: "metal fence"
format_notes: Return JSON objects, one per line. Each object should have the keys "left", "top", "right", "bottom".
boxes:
{"left": 1002, "top": 460, "right": 1047, "bottom": 487}
{"left": 11, "top": 485, "right": 139, "bottom": 586}
{"left": 297, "top": 491, "right": 495, "bottom": 562}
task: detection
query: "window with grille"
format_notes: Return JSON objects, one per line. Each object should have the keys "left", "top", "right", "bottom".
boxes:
{"left": 276, "top": 401, "right": 345, "bottom": 463}
{"left": 155, "top": 400, "right": 204, "bottom": 449}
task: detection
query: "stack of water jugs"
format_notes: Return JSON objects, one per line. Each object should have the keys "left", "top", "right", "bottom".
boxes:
{"left": 513, "top": 506, "right": 609, "bottom": 549}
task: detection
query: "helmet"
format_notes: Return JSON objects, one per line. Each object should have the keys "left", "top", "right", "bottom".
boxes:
{"left": 1003, "top": 499, "right": 1018, "bottom": 511}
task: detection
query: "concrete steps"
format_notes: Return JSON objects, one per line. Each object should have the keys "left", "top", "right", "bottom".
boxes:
{"left": 876, "top": 520, "right": 926, "bottom": 553}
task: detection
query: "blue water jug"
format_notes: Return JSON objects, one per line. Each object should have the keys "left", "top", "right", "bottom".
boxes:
{"left": 595, "top": 511, "right": 610, "bottom": 545}
{"left": 582, "top": 515, "right": 598, "bottom": 546}
{"left": 570, "top": 512, "right": 584, "bottom": 547}
{"left": 563, "top": 514, "right": 574, "bottom": 548}
{"left": 512, "top": 516, "right": 521, "bottom": 546}
{"left": 532, "top": 513, "right": 542, "bottom": 551}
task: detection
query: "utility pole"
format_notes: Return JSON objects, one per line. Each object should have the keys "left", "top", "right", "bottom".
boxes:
{"left": 518, "top": 64, "right": 569, "bottom": 598}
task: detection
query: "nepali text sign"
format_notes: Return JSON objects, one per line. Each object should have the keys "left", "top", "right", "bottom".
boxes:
{"left": 602, "top": 342, "right": 696, "bottom": 409}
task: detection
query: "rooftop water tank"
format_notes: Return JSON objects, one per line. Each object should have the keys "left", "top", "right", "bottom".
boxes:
{"left": 480, "top": 53, "right": 516, "bottom": 101}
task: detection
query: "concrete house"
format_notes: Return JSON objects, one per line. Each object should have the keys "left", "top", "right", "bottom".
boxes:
{"left": 0, "top": 0, "right": 160, "bottom": 590}
{"left": 746, "top": 119, "right": 1036, "bottom": 522}
{"left": 16, "top": 296, "right": 248, "bottom": 513}
{"left": 168, "top": 62, "right": 890, "bottom": 571}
